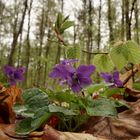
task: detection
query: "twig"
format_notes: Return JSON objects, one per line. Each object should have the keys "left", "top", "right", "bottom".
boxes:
{"left": 82, "top": 50, "right": 109, "bottom": 55}
{"left": 47, "top": 38, "right": 67, "bottom": 46}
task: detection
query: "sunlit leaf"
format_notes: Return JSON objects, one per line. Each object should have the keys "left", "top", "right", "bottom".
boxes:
{"left": 93, "top": 54, "right": 114, "bottom": 72}
{"left": 110, "top": 41, "right": 140, "bottom": 70}
{"left": 110, "top": 43, "right": 128, "bottom": 70}
{"left": 60, "top": 21, "right": 74, "bottom": 33}
{"left": 86, "top": 83, "right": 109, "bottom": 95}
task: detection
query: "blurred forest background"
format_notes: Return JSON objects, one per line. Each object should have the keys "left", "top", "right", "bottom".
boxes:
{"left": 0, "top": 0, "right": 140, "bottom": 88}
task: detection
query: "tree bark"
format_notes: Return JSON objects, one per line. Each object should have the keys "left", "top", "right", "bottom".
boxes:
{"left": 44, "top": 28, "right": 51, "bottom": 85}
{"left": 8, "top": 0, "right": 28, "bottom": 66}
{"left": 24, "top": 0, "right": 33, "bottom": 87}
{"left": 125, "top": 0, "right": 137, "bottom": 40}
{"left": 134, "top": 0, "right": 139, "bottom": 44}
{"left": 108, "top": 0, "right": 114, "bottom": 42}
{"left": 121, "top": 0, "right": 125, "bottom": 41}
{"left": 97, "top": 0, "right": 102, "bottom": 51}
{"left": 86, "top": 0, "right": 93, "bottom": 64}
{"left": 124, "top": 0, "right": 130, "bottom": 40}
{"left": 37, "top": 7, "right": 45, "bottom": 86}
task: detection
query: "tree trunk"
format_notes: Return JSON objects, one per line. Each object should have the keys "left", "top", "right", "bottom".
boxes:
{"left": 8, "top": 0, "right": 28, "bottom": 66}
{"left": 108, "top": 0, "right": 114, "bottom": 42}
{"left": 134, "top": 0, "right": 139, "bottom": 44}
{"left": 37, "top": 7, "right": 45, "bottom": 86}
{"left": 44, "top": 29, "right": 51, "bottom": 85}
{"left": 125, "top": 0, "right": 137, "bottom": 40}
{"left": 17, "top": 34, "right": 22, "bottom": 67}
{"left": 24, "top": 0, "right": 33, "bottom": 87}
{"left": 97, "top": 0, "right": 102, "bottom": 51}
{"left": 86, "top": 0, "right": 93, "bottom": 64}
{"left": 125, "top": 0, "right": 130, "bottom": 40}
{"left": 121, "top": 0, "right": 125, "bottom": 41}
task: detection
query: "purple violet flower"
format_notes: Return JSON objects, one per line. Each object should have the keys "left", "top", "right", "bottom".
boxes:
{"left": 70, "top": 65, "right": 96, "bottom": 92}
{"left": 49, "top": 60, "right": 96, "bottom": 93}
{"left": 49, "top": 63, "right": 75, "bottom": 81}
{"left": 4, "top": 65, "right": 25, "bottom": 86}
{"left": 100, "top": 71, "right": 123, "bottom": 87}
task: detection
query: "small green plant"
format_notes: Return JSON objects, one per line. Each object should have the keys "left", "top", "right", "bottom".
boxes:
{"left": 14, "top": 59, "right": 128, "bottom": 135}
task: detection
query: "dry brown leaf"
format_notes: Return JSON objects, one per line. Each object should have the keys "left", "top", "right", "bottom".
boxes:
{"left": 125, "top": 88, "right": 140, "bottom": 98}
{"left": 80, "top": 99, "right": 140, "bottom": 140}
{"left": 0, "top": 84, "right": 22, "bottom": 123}
{"left": 120, "top": 70, "right": 133, "bottom": 88}
{"left": 0, "top": 124, "right": 18, "bottom": 140}
{"left": 43, "top": 124, "right": 107, "bottom": 140}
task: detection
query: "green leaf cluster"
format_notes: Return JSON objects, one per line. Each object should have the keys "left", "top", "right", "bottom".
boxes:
{"left": 55, "top": 13, "right": 74, "bottom": 34}
{"left": 14, "top": 87, "right": 128, "bottom": 135}
{"left": 93, "top": 41, "right": 140, "bottom": 72}
{"left": 110, "top": 41, "right": 140, "bottom": 70}
{"left": 14, "top": 88, "right": 51, "bottom": 135}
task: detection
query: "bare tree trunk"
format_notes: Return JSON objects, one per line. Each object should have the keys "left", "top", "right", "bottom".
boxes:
{"left": 44, "top": 29, "right": 51, "bottom": 85}
{"left": 17, "top": 34, "right": 22, "bottom": 67}
{"left": 24, "top": 0, "right": 33, "bottom": 87}
{"left": 8, "top": 0, "right": 28, "bottom": 66}
{"left": 108, "top": 0, "right": 114, "bottom": 42}
{"left": 125, "top": 0, "right": 137, "bottom": 40}
{"left": 36, "top": 7, "right": 45, "bottom": 86}
{"left": 121, "top": 0, "right": 125, "bottom": 41}
{"left": 86, "top": 0, "right": 93, "bottom": 64}
{"left": 125, "top": 0, "right": 130, "bottom": 40}
{"left": 97, "top": 0, "right": 102, "bottom": 51}
{"left": 134, "top": 0, "right": 139, "bottom": 44}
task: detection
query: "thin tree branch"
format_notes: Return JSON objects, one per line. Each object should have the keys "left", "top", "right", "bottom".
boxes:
{"left": 82, "top": 50, "right": 109, "bottom": 55}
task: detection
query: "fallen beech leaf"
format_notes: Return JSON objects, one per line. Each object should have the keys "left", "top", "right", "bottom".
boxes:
{"left": 0, "top": 83, "right": 8, "bottom": 102}
{"left": 0, "top": 127, "right": 10, "bottom": 140}
{"left": 120, "top": 70, "right": 133, "bottom": 88}
{"left": 0, "top": 84, "right": 22, "bottom": 123}
{"left": 125, "top": 88, "right": 140, "bottom": 98}
{"left": 0, "top": 124, "right": 18, "bottom": 140}
{"left": 43, "top": 124, "right": 107, "bottom": 140}
{"left": 80, "top": 99, "right": 140, "bottom": 140}
{"left": 3, "top": 124, "right": 28, "bottom": 139}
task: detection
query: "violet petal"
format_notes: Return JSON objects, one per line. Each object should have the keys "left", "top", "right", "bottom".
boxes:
{"left": 71, "top": 83, "right": 82, "bottom": 93}
{"left": 100, "top": 72, "right": 112, "bottom": 83}
{"left": 77, "top": 73, "right": 92, "bottom": 87}
{"left": 77, "top": 65, "right": 96, "bottom": 76}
